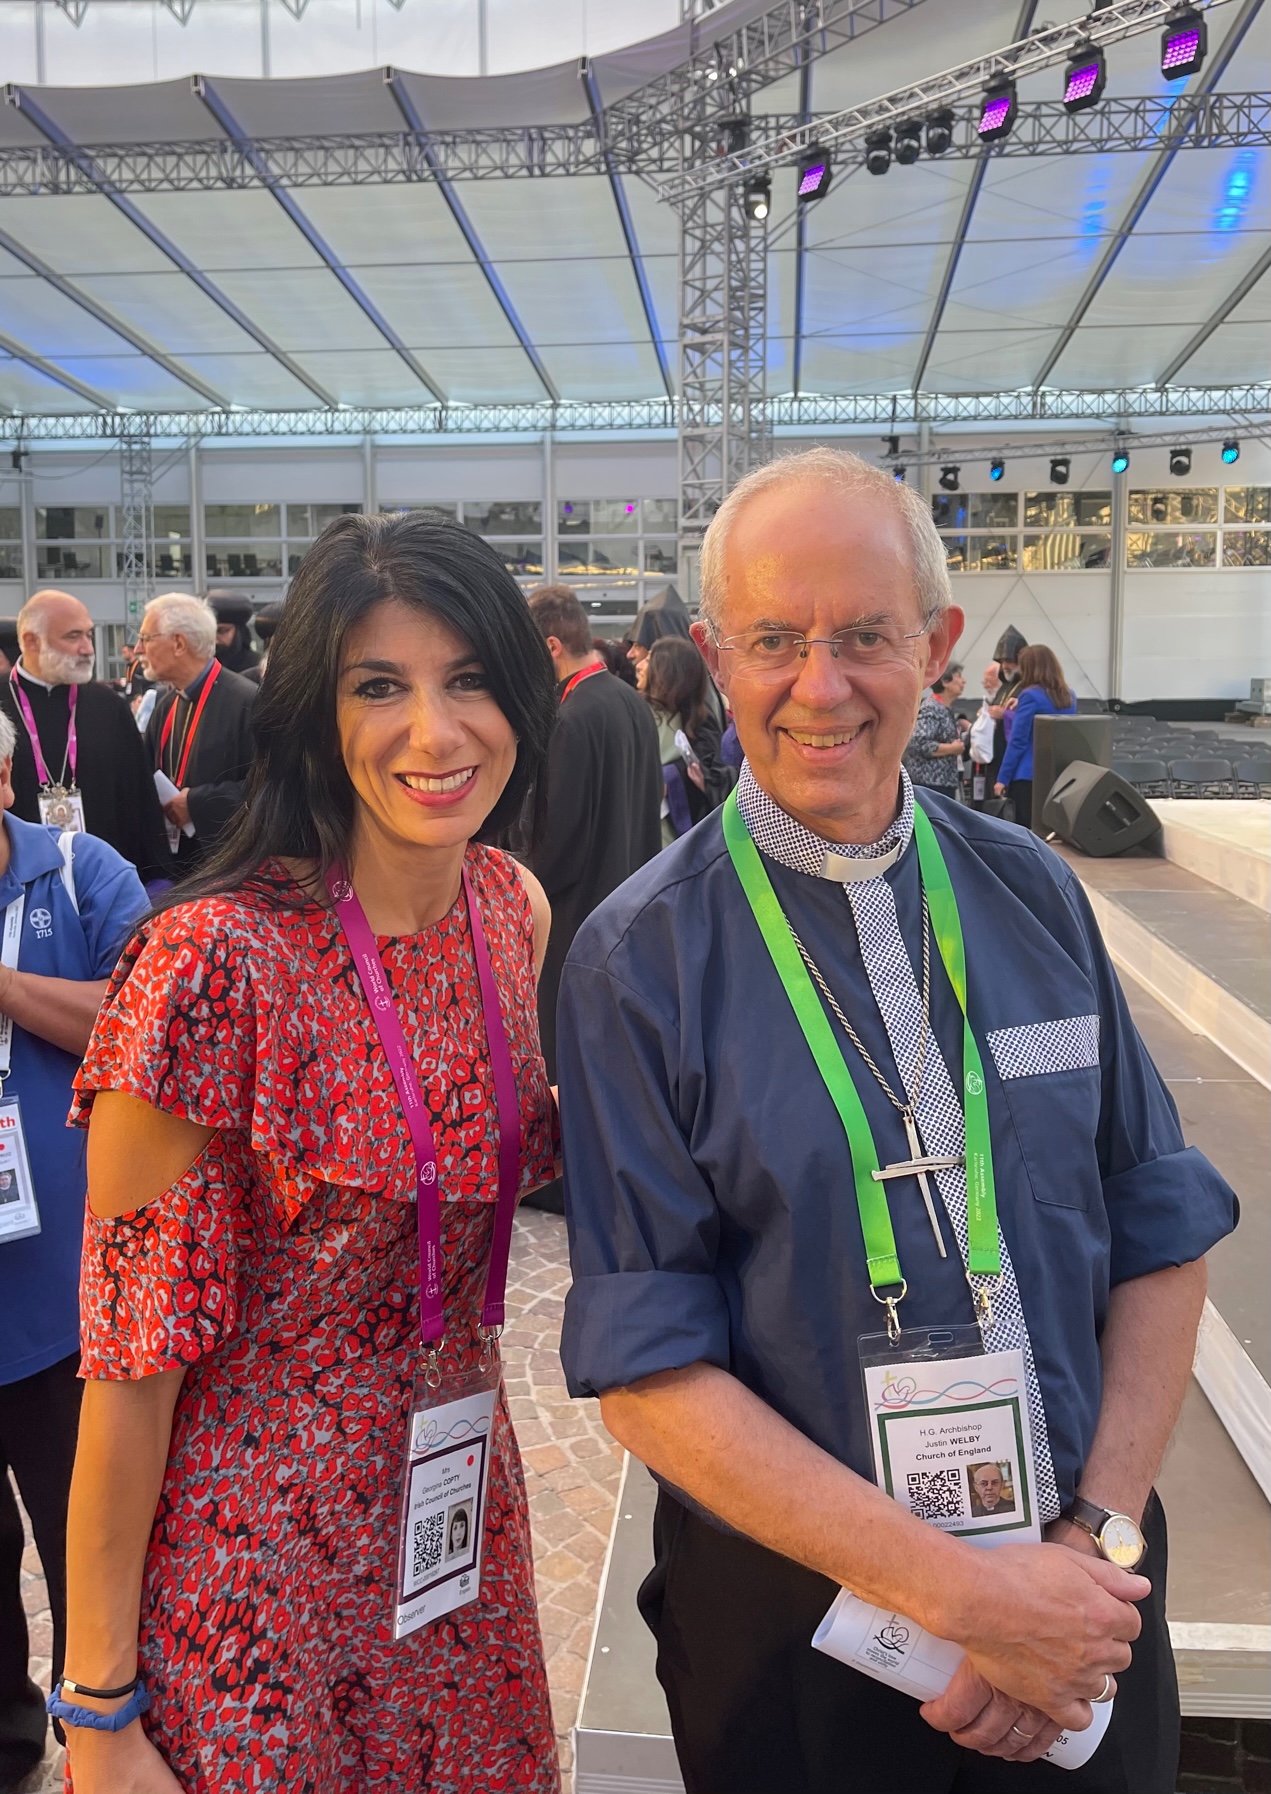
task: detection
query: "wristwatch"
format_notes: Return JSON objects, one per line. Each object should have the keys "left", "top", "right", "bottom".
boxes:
{"left": 1061, "top": 1496, "right": 1146, "bottom": 1570}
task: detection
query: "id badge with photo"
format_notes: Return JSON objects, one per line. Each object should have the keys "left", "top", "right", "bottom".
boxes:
{"left": 0, "top": 1097, "right": 41, "bottom": 1243}
{"left": 972, "top": 774, "right": 986, "bottom": 801}
{"left": 391, "top": 1364, "right": 498, "bottom": 1641}
{"left": 37, "top": 785, "right": 86, "bottom": 833}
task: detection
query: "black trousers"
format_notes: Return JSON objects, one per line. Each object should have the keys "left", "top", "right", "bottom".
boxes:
{"left": 639, "top": 1489, "right": 1178, "bottom": 1794}
{"left": 1008, "top": 779, "right": 1034, "bottom": 830}
{"left": 0, "top": 1353, "right": 83, "bottom": 1782}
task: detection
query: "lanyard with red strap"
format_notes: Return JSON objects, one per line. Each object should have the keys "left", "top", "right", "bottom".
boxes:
{"left": 560, "top": 663, "right": 606, "bottom": 703}
{"left": 159, "top": 659, "right": 222, "bottom": 786}
{"left": 9, "top": 670, "right": 78, "bottom": 790}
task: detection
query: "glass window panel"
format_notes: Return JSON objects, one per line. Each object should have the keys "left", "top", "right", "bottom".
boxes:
{"left": 556, "top": 539, "right": 590, "bottom": 573}
{"left": 0, "top": 508, "right": 21, "bottom": 541}
{"left": 963, "top": 534, "right": 1018, "bottom": 572}
{"left": 643, "top": 499, "right": 678, "bottom": 532}
{"left": 1224, "top": 486, "right": 1271, "bottom": 523}
{"left": 464, "top": 501, "right": 542, "bottom": 536}
{"left": 1126, "top": 531, "right": 1217, "bottom": 569}
{"left": 490, "top": 541, "right": 543, "bottom": 576}
{"left": 585, "top": 538, "right": 640, "bottom": 576}
{"left": 153, "top": 543, "right": 193, "bottom": 578}
{"left": 1127, "top": 489, "right": 1218, "bottom": 526}
{"left": 1223, "top": 530, "right": 1271, "bottom": 567}
{"left": 558, "top": 500, "right": 589, "bottom": 534}
{"left": 153, "top": 505, "right": 190, "bottom": 538}
{"left": 967, "top": 493, "right": 1018, "bottom": 529}
{"left": 36, "top": 506, "right": 110, "bottom": 539}
{"left": 644, "top": 539, "right": 678, "bottom": 575}
{"left": 589, "top": 500, "right": 640, "bottom": 534}
{"left": 1023, "top": 491, "right": 1111, "bottom": 528}
{"left": 383, "top": 502, "right": 458, "bottom": 522}
{"left": 205, "top": 543, "right": 285, "bottom": 578}
{"left": 204, "top": 504, "right": 281, "bottom": 539}
{"left": 0, "top": 546, "right": 22, "bottom": 579}
{"left": 931, "top": 495, "right": 970, "bottom": 530}
{"left": 36, "top": 543, "right": 108, "bottom": 578}
{"left": 941, "top": 535, "right": 967, "bottom": 572}
{"left": 285, "top": 503, "right": 359, "bottom": 536}
{"left": 1022, "top": 533, "right": 1112, "bottom": 572}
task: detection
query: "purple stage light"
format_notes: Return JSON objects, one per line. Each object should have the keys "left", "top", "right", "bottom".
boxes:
{"left": 798, "top": 162, "right": 828, "bottom": 196}
{"left": 1062, "top": 42, "right": 1106, "bottom": 113}
{"left": 977, "top": 81, "right": 1016, "bottom": 142}
{"left": 796, "top": 150, "right": 832, "bottom": 201}
{"left": 1065, "top": 63, "right": 1098, "bottom": 102}
{"left": 1160, "top": 9, "right": 1206, "bottom": 78}
{"left": 1162, "top": 26, "right": 1199, "bottom": 68}
{"left": 979, "top": 96, "right": 1011, "bottom": 133}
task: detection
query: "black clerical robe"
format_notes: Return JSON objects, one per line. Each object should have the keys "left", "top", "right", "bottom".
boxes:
{"left": 528, "top": 668, "right": 662, "bottom": 1077}
{"left": 146, "top": 662, "right": 256, "bottom": 868}
{"left": 1, "top": 670, "right": 173, "bottom": 883}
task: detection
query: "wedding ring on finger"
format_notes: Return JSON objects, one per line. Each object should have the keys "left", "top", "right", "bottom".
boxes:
{"left": 1093, "top": 1674, "right": 1115, "bottom": 1704}
{"left": 1010, "top": 1723, "right": 1035, "bottom": 1740}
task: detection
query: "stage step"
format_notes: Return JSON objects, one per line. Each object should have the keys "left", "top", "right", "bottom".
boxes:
{"left": 1151, "top": 799, "right": 1270, "bottom": 913}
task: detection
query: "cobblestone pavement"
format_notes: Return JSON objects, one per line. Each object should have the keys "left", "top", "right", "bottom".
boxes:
{"left": 12, "top": 1207, "right": 617, "bottom": 1794}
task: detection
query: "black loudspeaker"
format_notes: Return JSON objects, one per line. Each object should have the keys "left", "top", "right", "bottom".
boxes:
{"left": 1030, "top": 714, "right": 1112, "bottom": 838}
{"left": 1042, "top": 761, "right": 1161, "bottom": 857}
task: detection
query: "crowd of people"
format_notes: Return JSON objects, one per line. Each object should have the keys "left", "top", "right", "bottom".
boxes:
{"left": 0, "top": 452, "right": 1236, "bottom": 1794}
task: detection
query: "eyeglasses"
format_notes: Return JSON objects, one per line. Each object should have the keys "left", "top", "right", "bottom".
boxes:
{"left": 134, "top": 632, "right": 168, "bottom": 647}
{"left": 711, "top": 621, "right": 929, "bottom": 675}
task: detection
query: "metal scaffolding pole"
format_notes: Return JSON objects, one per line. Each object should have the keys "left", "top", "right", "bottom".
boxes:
{"left": 119, "top": 433, "right": 155, "bottom": 630}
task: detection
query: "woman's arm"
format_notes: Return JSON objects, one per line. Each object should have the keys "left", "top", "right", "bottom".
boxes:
{"left": 515, "top": 862, "right": 552, "bottom": 980}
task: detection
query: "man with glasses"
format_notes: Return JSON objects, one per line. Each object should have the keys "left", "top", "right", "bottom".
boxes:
{"left": 556, "top": 449, "right": 1233, "bottom": 1792}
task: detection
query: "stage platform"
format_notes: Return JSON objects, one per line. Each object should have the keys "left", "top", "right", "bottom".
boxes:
{"left": 1152, "top": 799, "right": 1270, "bottom": 913}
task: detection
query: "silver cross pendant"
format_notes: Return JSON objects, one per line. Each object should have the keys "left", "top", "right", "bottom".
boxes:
{"left": 870, "top": 1111, "right": 962, "bottom": 1258}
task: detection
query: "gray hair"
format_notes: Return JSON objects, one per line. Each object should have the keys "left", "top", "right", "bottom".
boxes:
{"left": 698, "top": 447, "right": 952, "bottom": 628}
{"left": 0, "top": 706, "right": 14, "bottom": 764}
{"left": 144, "top": 592, "right": 218, "bottom": 660}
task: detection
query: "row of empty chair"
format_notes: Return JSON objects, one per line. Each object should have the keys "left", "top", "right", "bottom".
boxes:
{"left": 1112, "top": 754, "right": 1271, "bottom": 798}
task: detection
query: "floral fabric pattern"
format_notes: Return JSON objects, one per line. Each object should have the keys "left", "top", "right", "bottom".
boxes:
{"left": 70, "top": 846, "right": 560, "bottom": 1793}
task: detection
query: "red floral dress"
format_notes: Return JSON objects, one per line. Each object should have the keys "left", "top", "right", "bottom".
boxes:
{"left": 70, "top": 846, "right": 560, "bottom": 1794}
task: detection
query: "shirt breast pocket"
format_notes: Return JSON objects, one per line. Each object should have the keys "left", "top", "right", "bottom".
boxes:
{"left": 988, "top": 1017, "right": 1102, "bottom": 1212}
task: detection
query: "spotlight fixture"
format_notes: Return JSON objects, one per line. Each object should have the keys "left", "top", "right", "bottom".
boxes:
{"left": 885, "top": 434, "right": 901, "bottom": 458}
{"left": 895, "top": 120, "right": 923, "bottom": 166}
{"left": 938, "top": 465, "right": 961, "bottom": 493}
{"left": 1049, "top": 456, "right": 1071, "bottom": 485}
{"left": 865, "top": 129, "right": 892, "bottom": 176}
{"left": 925, "top": 108, "right": 955, "bottom": 156}
{"left": 743, "top": 174, "right": 771, "bottom": 222}
{"left": 1222, "top": 439, "right": 1240, "bottom": 464}
{"left": 894, "top": 465, "right": 907, "bottom": 483}
{"left": 797, "top": 149, "right": 832, "bottom": 201}
{"left": 977, "top": 79, "right": 1017, "bottom": 143}
{"left": 1169, "top": 446, "right": 1193, "bottom": 477}
{"left": 1111, "top": 448, "right": 1130, "bottom": 475}
{"left": 1161, "top": 6, "right": 1207, "bottom": 78}
{"left": 990, "top": 458, "right": 1005, "bottom": 482}
{"left": 1062, "top": 41, "right": 1107, "bottom": 112}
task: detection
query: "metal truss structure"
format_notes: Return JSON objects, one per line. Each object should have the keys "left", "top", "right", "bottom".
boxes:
{"left": 118, "top": 433, "right": 154, "bottom": 626}
{"left": 11, "top": 386, "right": 1268, "bottom": 444}
{"left": 880, "top": 419, "right": 1270, "bottom": 472}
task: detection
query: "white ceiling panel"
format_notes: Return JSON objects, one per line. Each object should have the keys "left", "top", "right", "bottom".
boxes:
{"left": 921, "top": 327, "right": 1069, "bottom": 391}
{"left": 177, "top": 267, "right": 394, "bottom": 356}
{"left": 533, "top": 338, "right": 668, "bottom": 401}
{"left": 172, "top": 350, "right": 330, "bottom": 408}
{"left": 403, "top": 346, "right": 545, "bottom": 404}
{"left": 798, "top": 333, "right": 927, "bottom": 394}
{"left": 0, "top": 195, "right": 175, "bottom": 276}
{"left": 63, "top": 271, "right": 268, "bottom": 356}
{"left": 135, "top": 190, "right": 327, "bottom": 273}
{"left": 284, "top": 347, "right": 521, "bottom": 407}
{"left": 332, "top": 263, "right": 528, "bottom": 355}
{"left": 287, "top": 184, "right": 485, "bottom": 271}
{"left": 810, "top": 1, "right": 1026, "bottom": 114}
{"left": 1170, "top": 322, "right": 1271, "bottom": 388}
{"left": 0, "top": 258, "right": 139, "bottom": 358}
{"left": 19, "top": 350, "right": 196, "bottom": 408}
{"left": 0, "top": 354, "right": 98, "bottom": 413}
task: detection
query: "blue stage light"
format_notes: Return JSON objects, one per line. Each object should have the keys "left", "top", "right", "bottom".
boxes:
{"left": 1222, "top": 439, "right": 1240, "bottom": 464}
{"left": 1112, "top": 449, "right": 1130, "bottom": 474}
{"left": 990, "top": 459, "right": 1005, "bottom": 482}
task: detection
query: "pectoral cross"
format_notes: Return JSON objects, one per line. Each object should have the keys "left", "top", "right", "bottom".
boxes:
{"left": 871, "top": 1110, "right": 963, "bottom": 1258}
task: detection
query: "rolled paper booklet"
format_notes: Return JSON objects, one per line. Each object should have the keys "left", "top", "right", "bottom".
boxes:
{"left": 812, "top": 1589, "right": 1113, "bottom": 1771}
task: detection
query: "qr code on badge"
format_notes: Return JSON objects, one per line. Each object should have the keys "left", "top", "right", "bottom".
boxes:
{"left": 905, "top": 1468, "right": 965, "bottom": 1522}
{"left": 411, "top": 1510, "right": 445, "bottom": 1583}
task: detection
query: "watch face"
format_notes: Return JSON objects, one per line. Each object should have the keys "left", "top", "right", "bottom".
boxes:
{"left": 1100, "top": 1515, "right": 1145, "bottom": 1569}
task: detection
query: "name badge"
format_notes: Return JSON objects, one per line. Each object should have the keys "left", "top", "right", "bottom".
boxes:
{"left": 38, "top": 786, "right": 86, "bottom": 834}
{"left": 391, "top": 1371, "right": 497, "bottom": 1640}
{"left": 0, "top": 1097, "right": 41, "bottom": 1243}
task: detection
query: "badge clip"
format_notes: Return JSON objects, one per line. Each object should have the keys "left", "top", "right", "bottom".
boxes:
{"left": 871, "top": 1279, "right": 908, "bottom": 1345}
{"left": 969, "top": 1278, "right": 996, "bottom": 1331}
{"left": 476, "top": 1323, "right": 502, "bottom": 1376}
{"left": 422, "top": 1343, "right": 444, "bottom": 1391}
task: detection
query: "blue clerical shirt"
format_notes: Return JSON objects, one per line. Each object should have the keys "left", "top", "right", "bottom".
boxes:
{"left": 557, "top": 781, "right": 1236, "bottom": 1508}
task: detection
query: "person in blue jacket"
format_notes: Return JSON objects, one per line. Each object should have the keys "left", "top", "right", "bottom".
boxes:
{"left": 0, "top": 706, "right": 147, "bottom": 1788}
{"left": 994, "top": 643, "right": 1078, "bottom": 828}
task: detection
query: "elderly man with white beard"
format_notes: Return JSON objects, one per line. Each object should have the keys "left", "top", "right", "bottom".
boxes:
{"left": 0, "top": 591, "right": 172, "bottom": 884}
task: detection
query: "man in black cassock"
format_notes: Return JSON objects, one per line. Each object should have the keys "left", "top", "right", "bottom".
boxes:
{"left": 209, "top": 591, "right": 263, "bottom": 677}
{"left": 1, "top": 590, "right": 172, "bottom": 882}
{"left": 140, "top": 593, "right": 256, "bottom": 870}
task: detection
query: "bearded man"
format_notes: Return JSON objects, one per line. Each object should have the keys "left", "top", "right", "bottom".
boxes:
{"left": 0, "top": 590, "right": 171, "bottom": 882}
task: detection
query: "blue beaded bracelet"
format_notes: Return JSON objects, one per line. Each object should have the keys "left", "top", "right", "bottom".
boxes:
{"left": 47, "top": 1679, "right": 151, "bottom": 1732}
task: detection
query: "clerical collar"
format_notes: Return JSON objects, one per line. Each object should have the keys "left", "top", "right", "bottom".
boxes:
{"left": 735, "top": 762, "right": 914, "bottom": 884}
{"left": 15, "top": 661, "right": 56, "bottom": 694}
{"left": 182, "top": 659, "right": 217, "bottom": 702}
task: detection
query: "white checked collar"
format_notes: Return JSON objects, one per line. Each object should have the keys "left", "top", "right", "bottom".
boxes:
{"left": 735, "top": 761, "right": 915, "bottom": 884}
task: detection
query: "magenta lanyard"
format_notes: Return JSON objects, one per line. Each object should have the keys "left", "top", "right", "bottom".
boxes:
{"left": 10, "top": 671, "right": 77, "bottom": 789}
{"left": 328, "top": 862, "right": 522, "bottom": 1384}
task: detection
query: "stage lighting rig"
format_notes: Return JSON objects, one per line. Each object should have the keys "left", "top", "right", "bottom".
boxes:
{"left": 938, "top": 466, "right": 961, "bottom": 492}
{"left": 894, "top": 466, "right": 907, "bottom": 483}
{"left": 1161, "top": 7, "right": 1207, "bottom": 78}
{"left": 797, "top": 150, "right": 832, "bottom": 201}
{"left": 990, "top": 459, "right": 1005, "bottom": 482}
{"left": 744, "top": 175, "right": 771, "bottom": 222}
{"left": 1222, "top": 439, "right": 1240, "bottom": 464}
{"left": 895, "top": 120, "right": 923, "bottom": 166}
{"left": 865, "top": 130, "right": 892, "bottom": 176}
{"left": 1111, "top": 448, "right": 1130, "bottom": 475}
{"left": 1050, "top": 457, "right": 1071, "bottom": 486}
{"left": 977, "top": 80, "right": 1017, "bottom": 143}
{"left": 1169, "top": 446, "right": 1193, "bottom": 476}
{"left": 925, "top": 110, "right": 954, "bottom": 157}
{"left": 1062, "top": 41, "right": 1107, "bottom": 113}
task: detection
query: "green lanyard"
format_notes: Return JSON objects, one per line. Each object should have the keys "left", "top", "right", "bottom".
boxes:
{"left": 721, "top": 790, "right": 1001, "bottom": 1330}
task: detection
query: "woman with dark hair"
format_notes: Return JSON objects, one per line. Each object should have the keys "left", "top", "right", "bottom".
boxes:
{"left": 643, "top": 635, "right": 735, "bottom": 842}
{"left": 57, "top": 514, "right": 562, "bottom": 1793}
{"left": 994, "top": 641, "right": 1077, "bottom": 828}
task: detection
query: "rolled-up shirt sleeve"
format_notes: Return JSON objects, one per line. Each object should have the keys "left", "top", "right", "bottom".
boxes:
{"left": 1060, "top": 869, "right": 1238, "bottom": 1283}
{"left": 557, "top": 957, "right": 730, "bottom": 1398}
